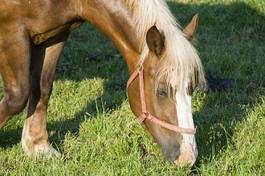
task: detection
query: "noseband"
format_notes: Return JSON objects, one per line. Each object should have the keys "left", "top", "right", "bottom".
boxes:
{"left": 127, "top": 57, "right": 197, "bottom": 135}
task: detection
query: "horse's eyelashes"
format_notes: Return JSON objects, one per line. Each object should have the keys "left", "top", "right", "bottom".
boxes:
{"left": 186, "top": 83, "right": 194, "bottom": 95}
{"left": 157, "top": 89, "right": 168, "bottom": 97}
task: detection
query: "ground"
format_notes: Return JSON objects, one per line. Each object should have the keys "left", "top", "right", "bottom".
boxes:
{"left": 0, "top": 0, "right": 264, "bottom": 175}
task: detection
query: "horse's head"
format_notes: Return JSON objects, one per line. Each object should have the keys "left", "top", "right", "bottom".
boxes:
{"left": 127, "top": 15, "right": 205, "bottom": 166}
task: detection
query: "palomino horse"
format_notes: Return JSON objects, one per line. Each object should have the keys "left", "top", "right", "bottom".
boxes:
{"left": 0, "top": 0, "right": 205, "bottom": 166}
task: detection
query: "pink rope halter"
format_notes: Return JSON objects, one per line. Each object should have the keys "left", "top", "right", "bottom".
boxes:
{"left": 127, "top": 62, "right": 197, "bottom": 135}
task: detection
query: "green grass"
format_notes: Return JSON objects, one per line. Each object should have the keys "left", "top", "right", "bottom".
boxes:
{"left": 0, "top": 0, "right": 265, "bottom": 175}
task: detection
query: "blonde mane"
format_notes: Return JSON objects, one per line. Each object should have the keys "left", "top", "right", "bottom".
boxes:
{"left": 125, "top": 0, "right": 206, "bottom": 95}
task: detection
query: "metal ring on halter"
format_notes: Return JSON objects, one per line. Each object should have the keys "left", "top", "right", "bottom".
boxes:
{"left": 143, "top": 112, "right": 150, "bottom": 118}
{"left": 137, "top": 64, "right": 144, "bottom": 72}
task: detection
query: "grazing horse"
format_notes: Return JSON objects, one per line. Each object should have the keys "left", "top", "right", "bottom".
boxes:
{"left": 0, "top": 0, "right": 205, "bottom": 166}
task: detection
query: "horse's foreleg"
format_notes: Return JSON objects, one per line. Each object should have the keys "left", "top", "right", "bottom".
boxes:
{"left": 22, "top": 40, "right": 66, "bottom": 157}
{"left": 0, "top": 38, "right": 31, "bottom": 128}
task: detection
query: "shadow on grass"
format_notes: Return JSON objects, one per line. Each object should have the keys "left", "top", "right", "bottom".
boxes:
{"left": 1, "top": 1, "right": 264, "bottom": 167}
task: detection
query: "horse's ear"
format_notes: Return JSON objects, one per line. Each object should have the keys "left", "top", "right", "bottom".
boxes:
{"left": 146, "top": 26, "right": 165, "bottom": 56}
{"left": 183, "top": 14, "right": 199, "bottom": 40}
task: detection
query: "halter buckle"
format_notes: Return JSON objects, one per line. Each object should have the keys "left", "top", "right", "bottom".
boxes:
{"left": 143, "top": 112, "right": 151, "bottom": 119}
{"left": 137, "top": 64, "right": 143, "bottom": 72}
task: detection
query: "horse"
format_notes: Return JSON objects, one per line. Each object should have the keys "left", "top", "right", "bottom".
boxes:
{"left": 0, "top": 0, "right": 205, "bottom": 166}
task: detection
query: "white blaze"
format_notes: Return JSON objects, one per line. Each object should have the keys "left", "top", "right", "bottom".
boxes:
{"left": 175, "top": 91, "right": 198, "bottom": 161}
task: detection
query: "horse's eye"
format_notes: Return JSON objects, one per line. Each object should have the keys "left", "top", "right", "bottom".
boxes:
{"left": 157, "top": 89, "right": 168, "bottom": 97}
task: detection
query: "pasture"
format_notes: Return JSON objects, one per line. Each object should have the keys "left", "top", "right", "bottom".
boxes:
{"left": 0, "top": 0, "right": 264, "bottom": 175}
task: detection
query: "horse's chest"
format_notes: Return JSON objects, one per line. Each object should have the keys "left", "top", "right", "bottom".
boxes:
{"left": 30, "top": 20, "right": 84, "bottom": 45}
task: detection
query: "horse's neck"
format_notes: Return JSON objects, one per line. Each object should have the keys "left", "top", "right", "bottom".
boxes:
{"left": 79, "top": 0, "right": 142, "bottom": 71}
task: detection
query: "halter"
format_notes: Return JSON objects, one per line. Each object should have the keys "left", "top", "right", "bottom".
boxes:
{"left": 127, "top": 50, "right": 197, "bottom": 135}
